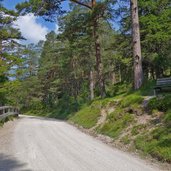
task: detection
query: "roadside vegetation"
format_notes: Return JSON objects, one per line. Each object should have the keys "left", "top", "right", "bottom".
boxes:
{"left": 0, "top": 0, "right": 171, "bottom": 165}
{"left": 69, "top": 83, "right": 171, "bottom": 163}
{"left": 0, "top": 115, "right": 18, "bottom": 127}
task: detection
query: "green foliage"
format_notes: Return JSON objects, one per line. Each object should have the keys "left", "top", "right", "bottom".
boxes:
{"left": 69, "top": 104, "right": 101, "bottom": 129}
{"left": 1, "top": 0, "right": 170, "bottom": 163}
{"left": 99, "top": 109, "right": 134, "bottom": 138}
{"left": 106, "top": 83, "right": 131, "bottom": 97}
{"left": 120, "top": 135, "right": 131, "bottom": 145}
{"left": 120, "top": 94, "right": 144, "bottom": 108}
{"left": 0, "top": 115, "right": 17, "bottom": 127}
{"left": 16, "top": 0, "right": 63, "bottom": 21}
{"left": 135, "top": 127, "right": 171, "bottom": 162}
{"left": 148, "top": 95, "right": 171, "bottom": 112}
{"left": 136, "top": 80, "right": 155, "bottom": 96}
{"left": 131, "top": 124, "right": 147, "bottom": 136}
{"left": 164, "top": 109, "right": 171, "bottom": 126}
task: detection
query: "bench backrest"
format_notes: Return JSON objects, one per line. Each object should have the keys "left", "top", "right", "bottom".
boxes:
{"left": 156, "top": 77, "right": 171, "bottom": 86}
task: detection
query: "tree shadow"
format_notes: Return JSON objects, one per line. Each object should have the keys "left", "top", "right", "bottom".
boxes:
{"left": 0, "top": 153, "right": 31, "bottom": 171}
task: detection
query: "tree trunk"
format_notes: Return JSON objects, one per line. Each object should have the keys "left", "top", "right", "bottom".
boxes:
{"left": 89, "top": 70, "right": 94, "bottom": 100}
{"left": 72, "top": 0, "right": 106, "bottom": 98}
{"left": 111, "top": 71, "right": 116, "bottom": 85}
{"left": 93, "top": 20, "right": 106, "bottom": 98}
{"left": 0, "top": 40, "right": 2, "bottom": 65}
{"left": 131, "top": 0, "right": 143, "bottom": 89}
{"left": 0, "top": 40, "right": 3, "bottom": 76}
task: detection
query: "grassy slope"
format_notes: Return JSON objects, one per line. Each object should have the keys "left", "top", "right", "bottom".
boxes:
{"left": 69, "top": 81, "right": 171, "bottom": 163}
{"left": 69, "top": 102, "right": 101, "bottom": 129}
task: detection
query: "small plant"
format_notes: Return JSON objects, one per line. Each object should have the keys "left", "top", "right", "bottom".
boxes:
{"left": 148, "top": 95, "right": 171, "bottom": 112}
{"left": 164, "top": 109, "right": 171, "bottom": 126}
{"left": 135, "top": 127, "right": 171, "bottom": 162}
{"left": 120, "top": 135, "right": 131, "bottom": 145}
{"left": 131, "top": 124, "right": 147, "bottom": 136}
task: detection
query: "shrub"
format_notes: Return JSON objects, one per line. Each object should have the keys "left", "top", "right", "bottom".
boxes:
{"left": 148, "top": 95, "right": 171, "bottom": 112}
{"left": 106, "top": 83, "right": 131, "bottom": 97}
{"left": 164, "top": 109, "right": 171, "bottom": 126}
{"left": 135, "top": 127, "right": 171, "bottom": 162}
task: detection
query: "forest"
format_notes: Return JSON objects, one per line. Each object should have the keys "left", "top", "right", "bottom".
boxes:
{"left": 0, "top": 0, "right": 171, "bottom": 163}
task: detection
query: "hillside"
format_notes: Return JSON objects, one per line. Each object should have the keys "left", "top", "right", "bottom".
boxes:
{"left": 68, "top": 82, "right": 171, "bottom": 163}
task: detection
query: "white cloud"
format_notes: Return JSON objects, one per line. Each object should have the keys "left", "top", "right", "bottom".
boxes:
{"left": 55, "top": 24, "right": 59, "bottom": 34}
{"left": 55, "top": 24, "right": 62, "bottom": 34}
{"left": 14, "top": 13, "right": 49, "bottom": 44}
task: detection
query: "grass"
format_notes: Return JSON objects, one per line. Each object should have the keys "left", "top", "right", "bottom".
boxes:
{"left": 164, "top": 109, "right": 171, "bottom": 126}
{"left": 131, "top": 124, "right": 147, "bottom": 136}
{"left": 120, "top": 94, "right": 144, "bottom": 108}
{"left": 69, "top": 102, "right": 101, "bottom": 129}
{"left": 0, "top": 115, "right": 17, "bottom": 127}
{"left": 148, "top": 95, "right": 171, "bottom": 112}
{"left": 135, "top": 127, "right": 171, "bottom": 162}
{"left": 68, "top": 81, "right": 171, "bottom": 163}
{"left": 136, "top": 80, "right": 155, "bottom": 96}
{"left": 120, "top": 135, "right": 131, "bottom": 145}
{"left": 98, "top": 109, "right": 134, "bottom": 138}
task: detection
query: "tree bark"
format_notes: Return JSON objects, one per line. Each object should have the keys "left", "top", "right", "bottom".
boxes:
{"left": 111, "top": 71, "right": 116, "bottom": 85}
{"left": 0, "top": 40, "right": 3, "bottom": 76}
{"left": 89, "top": 70, "right": 94, "bottom": 100}
{"left": 131, "top": 0, "right": 143, "bottom": 89}
{"left": 93, "top": 19, "right": 106, "bottom": 98}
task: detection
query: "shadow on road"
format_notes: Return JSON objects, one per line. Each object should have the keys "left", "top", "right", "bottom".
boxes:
{"left": 0, "top": 153, "right": 31, "bottom": 171}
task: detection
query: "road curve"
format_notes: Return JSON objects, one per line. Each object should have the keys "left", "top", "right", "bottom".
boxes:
{"left": 0, "top": 115, "right": 161, "bottom": 171}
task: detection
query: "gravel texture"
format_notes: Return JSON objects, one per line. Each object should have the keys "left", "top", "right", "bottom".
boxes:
{"left": 0, "top": 115, "right": 162, "bottom": 171}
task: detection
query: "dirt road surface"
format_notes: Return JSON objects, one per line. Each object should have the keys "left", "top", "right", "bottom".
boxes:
{"left": 0, "top": 115, "right": 162, "bottom": 171}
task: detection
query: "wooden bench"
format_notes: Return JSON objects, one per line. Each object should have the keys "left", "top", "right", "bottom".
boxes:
{"left": 154, "top": 77, "right": 171, "bottom": 95}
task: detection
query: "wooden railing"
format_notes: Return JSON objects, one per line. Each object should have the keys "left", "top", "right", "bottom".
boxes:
{"left": 0, "top": 106, "right": 19, "bottom": 121}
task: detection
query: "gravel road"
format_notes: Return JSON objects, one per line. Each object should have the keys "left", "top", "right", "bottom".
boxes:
{"left": 0, "top": 115, "right": 162, "bottom": 171}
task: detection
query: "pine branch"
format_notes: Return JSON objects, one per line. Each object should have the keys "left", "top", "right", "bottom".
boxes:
{"left": 70, "top": 0, "right": 92, "bottom": 9}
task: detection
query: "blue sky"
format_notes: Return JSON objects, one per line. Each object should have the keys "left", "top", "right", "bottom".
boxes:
{"left": 3, "top": 0, "right": 118, "bottom": 44}
{"left": 2, "top": 0, "right": 69, "bottom": 44}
